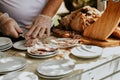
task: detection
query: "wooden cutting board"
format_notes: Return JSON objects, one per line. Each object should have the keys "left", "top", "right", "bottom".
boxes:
{"left": 80, "top": 37, "right": 120, "bottom": 47}
{"left": 83, "top": 0, "right": 120, "bottom": 40}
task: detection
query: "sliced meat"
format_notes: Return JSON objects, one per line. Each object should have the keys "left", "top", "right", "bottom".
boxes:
{"left": 52, "top": 6, "right": 102, "bottom": 38}
{"left": 25, "top": 38, "right": 39, "bottom": 47}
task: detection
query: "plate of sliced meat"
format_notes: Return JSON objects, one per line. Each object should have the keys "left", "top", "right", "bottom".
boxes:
{"left": 27, "top": 42, "right": 58, "bottom": 58}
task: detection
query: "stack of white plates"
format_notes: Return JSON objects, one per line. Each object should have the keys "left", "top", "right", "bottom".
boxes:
{"left": 0, "top": 37, "right": 13, "bottom": 51}
{"left": 0, "top": 57, "right": 27, "bottom": 74}
{"left": 37, "top": 59, "right": 75, "bottom": 79}
{"left": 0, "top": 71, "right": 38, "bottom": 80}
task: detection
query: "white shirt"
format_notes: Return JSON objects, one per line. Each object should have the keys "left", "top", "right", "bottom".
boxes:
{"left": 0, "top": 0, "right": 48, "bottom": 27}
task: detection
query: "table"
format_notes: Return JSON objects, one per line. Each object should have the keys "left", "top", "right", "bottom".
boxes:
{"left": 4, "top": 37, "right": 120, "bottom": 80}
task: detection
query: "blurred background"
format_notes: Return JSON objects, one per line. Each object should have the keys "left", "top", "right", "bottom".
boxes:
{"left": 64, "top": 0, "right": 97, "bottom": 12}
{"left": 57, "top": 0, "right": 107, "bottom": 13}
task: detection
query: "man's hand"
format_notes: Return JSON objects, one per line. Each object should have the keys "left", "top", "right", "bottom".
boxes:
{"left": 0, "top": 15, "right": 23, "bottom": 38}
{"left": 0, "top": 18, "right": 23, "bottom": 38}
{"left": 25, "top": 0, "right": 63, "bottom": 40}
{"left": 25, "top": 15, "right": 52, "bottom": 39}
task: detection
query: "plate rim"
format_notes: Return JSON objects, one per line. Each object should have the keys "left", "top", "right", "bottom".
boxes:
{"left": 0, "top": 57, "right": 27, "bottom": 72}
{"left": 0, "top": 42, "right": 12, "bottom": 49}
{"left": 26, "top": 52, "right": 58, "bottom": 58}
{"left": 0, "top": 44, "right": 12, "bottom": 52}
{"left": 37, "top": 59, "right": 75, "bottom": 76}
{"left": 0, "top": 37, "right": 12, "bottom": 46}
{"left": 0, "top": 66, "right": 25, "bottom": 74}
{"left": 27, "top": 49, "right": 58, "bottom": 56}
{"left": 13, "top": 40, "right": 27, "bottom": 50}
{"left": 0, "top": 71, "right": 38, "bottom": 80}
{"left": 37, "top": 71, "right": 66, "bottom": 79}
{"left": 71, "top": 47, "right": 102, "bottom": 58}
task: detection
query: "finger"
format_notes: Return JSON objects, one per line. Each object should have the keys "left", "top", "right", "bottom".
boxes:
{"left": 10, "top": 27, "right": 19, "bottom": 38}
{"left": 39, "top": 28, "right": 46, "bottom": 38}
{"left": 15, "top": 24, "right": 23, "bottom": 33}
{"left": 25, "top": 35, "right": 31, "bottom": 40}
{"left": 46, "top": 28, "right": 51, "bottom": 37}
{"left": 25, "top": 25, "right": 36, "bottom": 37}
{"left": 25, "top": 39, "right": 32, "bottom": 47}
{"left": 25, "top": 26, "right": 31, "bottom": 30}
{"left": 32, "top": 26, "right": 41, "bottom": 38}
{"left": 7, "top": 23, "right": 19, "bottom": 38}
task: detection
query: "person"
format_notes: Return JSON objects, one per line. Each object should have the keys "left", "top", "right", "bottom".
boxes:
{"left": 0, "top": 0, "right": 63, "bottom": 41}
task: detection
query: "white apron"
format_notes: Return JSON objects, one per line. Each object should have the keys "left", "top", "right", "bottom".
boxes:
{"left": 0, "top": 0, "right": 48, "bottom": 27}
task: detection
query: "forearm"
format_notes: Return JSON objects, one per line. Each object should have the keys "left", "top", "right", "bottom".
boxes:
{"left": 41, "top": 0, "right": 63, "bottom": 17}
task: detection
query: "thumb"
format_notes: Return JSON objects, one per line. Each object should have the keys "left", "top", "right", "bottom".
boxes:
{"left": 15, "top": 24, "right": 23, "bottom": 33}
{"left": 10, "top": 26, "right": 19, "bottom": 38}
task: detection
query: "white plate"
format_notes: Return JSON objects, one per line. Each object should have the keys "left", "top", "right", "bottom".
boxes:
{"left": 0, "top": 37, "right": 12, "bottom": 46}
{"left": 37, "top": 59, "right": 75, "bottom": 76}
{"left": 0, "top": 71, "right": 38, "bottom": 80}
{"left": 13, "top": 40, "right": 27, "bottom": 50}
{"left": 37, "top": 71, "right": 66, "bottom": 79}
{"left": 0, "top": 57, "right": 27, "bottom": 73}
{"left": 71, "top": 47, "right": 103, "bottom": 58}
{"left": 27, "top": 49, "right": 58, "bottom": 56}
{"left": 26, "top": 52, "right": 58, "bottom": 59}
{"left": 0, "top": 66, "right": 25, "bottom": 74}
